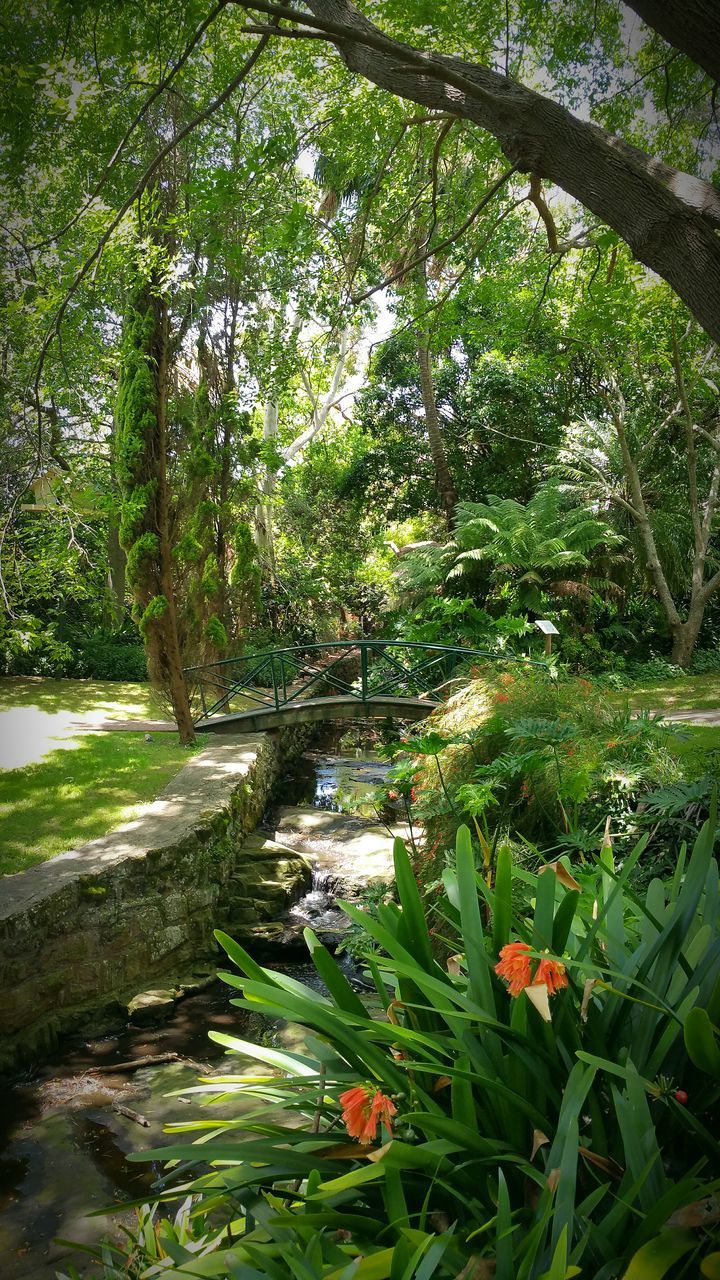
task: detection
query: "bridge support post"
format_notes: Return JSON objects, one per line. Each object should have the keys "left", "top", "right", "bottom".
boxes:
{"left": 272, "top": 655, "right": 280, "bottom": 711}
{"left": 360, "top": 642, "right": 369, "bottom": 702}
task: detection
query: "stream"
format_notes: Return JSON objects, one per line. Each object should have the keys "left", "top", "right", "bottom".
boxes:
{"left": 0, "top": 745, "right": 394, "bottom": 1280}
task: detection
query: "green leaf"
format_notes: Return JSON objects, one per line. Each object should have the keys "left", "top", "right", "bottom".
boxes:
{"left": 622, "top": 1229, "right": 696, "bottom": 1279}
{"left": 456, "top": 824, "right": 495, "bottom": 1011}
{"left": 492, "top": 841, "right": 513, "bottom": 954}
{"left": 393, "top": 836, "right": 435, "bottom": 974}
{"left": 532, "top": 863, "right": 556, "bottom": 951}
{"left": 684, "top": 1006, "right": 720, "bottom": 1077}
{"left": 304, "top": 928, "right": 369, "bottom": 1019}
{"left": 551, "top": 889, "right": 579, "bottom": 954}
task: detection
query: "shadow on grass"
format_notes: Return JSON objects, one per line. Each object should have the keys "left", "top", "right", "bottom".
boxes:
{"left": 629, "top": 673, "right": 720, "bottom": 712}
{"left": 0, "top": 678, "right": 164, "bottom": 719}
{"left": 0, "top": 732, "right": 198, "bottom": 876}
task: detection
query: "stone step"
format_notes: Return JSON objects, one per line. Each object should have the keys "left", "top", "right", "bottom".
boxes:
{"left": 238, "top": 831, "right": 312, "bottom": 864}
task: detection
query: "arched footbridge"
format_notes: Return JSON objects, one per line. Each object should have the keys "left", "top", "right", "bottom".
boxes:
{"left": 184, "top": 640, "right": 545, "bottom": 733}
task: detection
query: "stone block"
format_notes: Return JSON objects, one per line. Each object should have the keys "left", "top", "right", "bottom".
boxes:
{"left": 128, "top": 989, "right": 178, "bottom": 1024}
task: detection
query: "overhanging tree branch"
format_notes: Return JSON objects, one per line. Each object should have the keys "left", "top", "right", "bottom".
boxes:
{"left": 231, "top": 0, "right": 720, "bottom": 343}
{"left": 31, "top": 33, "right": 273, "bottom": 413}
{"left": 626, "top": 0, "right": 720, "bottom": 86}
{"left": 30, "top": 0, "right": 233, "bottom": 251}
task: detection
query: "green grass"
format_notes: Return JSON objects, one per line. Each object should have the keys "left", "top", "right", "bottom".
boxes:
{"left": 0, "top": 676, "right": 165, "bottom": 719}
{"left": 0, "top": 731, "right": 201, "bottom": 876}
{"left": 667, "top": 723, "right": 720, "bottom": 770}
{"left": 626, "top": 672, "right": 720, "bottom": 713}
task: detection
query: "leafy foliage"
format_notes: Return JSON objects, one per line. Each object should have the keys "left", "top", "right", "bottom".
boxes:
{"left": 75, "top": 817, "right": 720, "bottom": 1278}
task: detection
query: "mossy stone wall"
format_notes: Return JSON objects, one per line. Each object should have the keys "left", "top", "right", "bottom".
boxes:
{"left": 0, "top": 728, "right": 311, "bottom": 1074}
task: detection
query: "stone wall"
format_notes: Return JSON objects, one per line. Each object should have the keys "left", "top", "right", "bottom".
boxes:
{"left": 0, "top": 728, "right": 312, "bottom": 1074}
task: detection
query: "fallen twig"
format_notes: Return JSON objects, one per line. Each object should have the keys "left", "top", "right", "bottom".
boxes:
{"left": 112, "top": 1101, "right": 150, "bottom": 1127}
{"left": 90, "top": 1052, "right": 181, "bottom": 1073}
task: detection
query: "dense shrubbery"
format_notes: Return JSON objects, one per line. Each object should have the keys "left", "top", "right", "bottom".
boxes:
{"left": 73, "top": 631, "right": 148, "bottom": 681}
{"left": 0, "top": 618, "right": 147, "bottom": 681}
{"left": 0, "top": 614, "right": 76, "bottom": 677}
{"left": 379, "top": 668, "right": 700, "bottom": 881}
{"left": 72, "top": 819, "right": 720, "bottom": 1279}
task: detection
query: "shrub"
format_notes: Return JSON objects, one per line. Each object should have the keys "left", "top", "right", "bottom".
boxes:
{"left": 75, "top": 638, "right": 148, "bottom": 681}
{"left": 381, "top": 668, "right": 683, "bottom": 873}
{"left": 691, "top": 648, "right": 720, "bottom": 675}
{"left": 73, "top": 817, "right": 720, "bottom": 1279}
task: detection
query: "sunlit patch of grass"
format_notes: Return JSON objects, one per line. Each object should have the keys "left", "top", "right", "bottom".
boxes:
{"left": 627, "top": 672, "right": 720, "bottom": 712}
{"left": 666, "top": 723, "right": 720, "bottom": 771}
{"left": 0, "top": 732, "right": 203, "bottom": 876}
{"left": 0, "top": 677, "right": 164, "bottom": 719}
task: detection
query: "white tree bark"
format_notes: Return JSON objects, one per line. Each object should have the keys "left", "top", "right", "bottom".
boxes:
{"left": 253, "top": 327, "right": 354, "bottom": 573}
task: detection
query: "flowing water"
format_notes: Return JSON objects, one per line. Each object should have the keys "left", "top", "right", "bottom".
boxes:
{"left": 0, "top": 747, "right": 392, "bottom": 1279}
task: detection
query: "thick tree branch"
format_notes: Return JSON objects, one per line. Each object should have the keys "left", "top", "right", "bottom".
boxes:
{"left": 626, "top": 0, "right": 720, "bottom": 86}
{"left": 233, "top": 0, "right": 720, "bottom": 343}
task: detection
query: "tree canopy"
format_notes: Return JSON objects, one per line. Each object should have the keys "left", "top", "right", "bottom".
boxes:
{"left": 1, "top": 0, "right": 719, "bottom": 726}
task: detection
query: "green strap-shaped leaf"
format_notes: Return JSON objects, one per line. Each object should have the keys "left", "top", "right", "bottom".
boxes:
{"left": 622, "top": 1229, "right": 696, "bottom": 1279}
{"left": 552, "top": 889, "right": 579, "bottom": 955}
{"left": 214, "top": 928, "right": 278, "bottom": 986}
{"left": 684, "top": 1006, "right": 720, "bottom": 1077}
{"left": 304, "top": 928, "right": 368, "bottom": 1019}
{"left": 456, "top": 824, "right": 495, "bottom": 1012}
{"left": 393, "top": 836, "right": 435, "bottom": 973}
{"left": 532, "top": 864, "right": 556, "bottom": 952}
{"left": 492, "top": 841, "right": 513, "bottom": 955}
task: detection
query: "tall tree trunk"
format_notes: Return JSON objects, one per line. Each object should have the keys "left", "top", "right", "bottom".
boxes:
{"left": 153, "top": 303, "right": 196, "bottom": 743}
{"left": 116, "top": 283, "right": 195, "bottom": 744}
{"left": 255, "top": 399, "right": 278, "bottom": 575}
{"left": 107, "top": 518, "right": 126, "bottom": 627}
{"left": 606, "top": 373, "right": 720, "bottom": 670}
{"left": 670, "top": 608, "right": 705, "bottom": 668}
{"left": 416, "top": 330, "right": 457, "bottom": 527}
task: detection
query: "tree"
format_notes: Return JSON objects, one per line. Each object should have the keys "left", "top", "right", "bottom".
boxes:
{"left": 587, "top": 352, "right": 720, "bottom": 668}
{"left": 230, "top": 0, "right": 720, "bottom": 344}
{"left": 115, "top": 279, "right": 195, "bottom": 744}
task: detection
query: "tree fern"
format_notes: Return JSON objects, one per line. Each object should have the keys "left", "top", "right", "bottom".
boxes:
{"left": 445, "top": 483, "right": 623, "bottom": 611}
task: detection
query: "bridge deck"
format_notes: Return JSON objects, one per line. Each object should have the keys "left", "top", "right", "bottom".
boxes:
{"left": 194, "top": 694, "right": 435, "bottom": 733}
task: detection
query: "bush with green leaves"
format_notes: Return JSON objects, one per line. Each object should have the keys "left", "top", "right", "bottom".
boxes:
{"left": 397, "top": 484, "right": 623, "bottom": 620}
{"left": 690, "top": 649, "right": 720, "bottom": 675}
{"left": 380, "top": 669, "right": 687, "bottom": 873}
{"left": 70, "top": 816, "right": 720, "bottom": 1280}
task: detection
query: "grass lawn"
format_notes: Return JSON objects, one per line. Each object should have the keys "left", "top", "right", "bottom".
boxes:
{"left": 667, "top": 723, "right": 720, "bottom": 770}
{"left": 625, "top": 671, "right": 720, "bottom": 713}
{"left": 0, "top": 677, "right": 205, "bottom": 876}
{"left": 0, "top": 731, "right": 202, "bottom": 876}
{"left": 0, "top": 676, "right": 165, "bottom": 719}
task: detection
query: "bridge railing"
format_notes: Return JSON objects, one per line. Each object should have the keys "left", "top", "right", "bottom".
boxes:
{"left": 183, "top": 640, "right": 547, "bottom": 726}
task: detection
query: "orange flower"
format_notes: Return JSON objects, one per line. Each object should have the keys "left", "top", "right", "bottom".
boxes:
{"left": 495, "top": 942, "right": 533, "bottom": 996}
{"left": 496, "top": 943, "right": 568, "bottom": 998}
{"left": 495, "top": 693, "right": 510, "bottom": 704}
{"left": 534, "top": 955, "right": 568, "bottom": 996}
{"left": 340, "top": 1085, "right": 397, "bottom": 1145}
{"left": 498, "top": 672, "right": 515, "bottom": 686}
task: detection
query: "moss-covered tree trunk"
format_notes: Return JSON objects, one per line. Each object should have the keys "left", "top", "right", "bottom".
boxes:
{"left": 116, "top": 283, "right": 195, "bottom": 745}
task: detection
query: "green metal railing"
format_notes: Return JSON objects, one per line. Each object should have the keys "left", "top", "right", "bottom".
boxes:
{"left": 183, "top": 640, "right": 547, "bottom": 727}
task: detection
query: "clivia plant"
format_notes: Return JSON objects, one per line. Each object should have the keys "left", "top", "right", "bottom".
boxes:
{"left": 70, "top": 808, "right": 720, "bottom": 1280}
